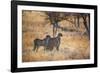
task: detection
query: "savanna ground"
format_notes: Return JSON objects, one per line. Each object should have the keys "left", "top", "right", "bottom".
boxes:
{"left": 22, "top": 10, "right": 90, "bottom": 62}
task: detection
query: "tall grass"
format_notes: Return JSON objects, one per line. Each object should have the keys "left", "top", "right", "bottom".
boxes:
{"left": 22, "top": 10, "right": 90, "bottom": 62}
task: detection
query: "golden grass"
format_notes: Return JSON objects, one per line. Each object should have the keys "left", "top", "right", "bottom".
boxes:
{"left": 22, "top": 10, "right": 90, "bottom": 62}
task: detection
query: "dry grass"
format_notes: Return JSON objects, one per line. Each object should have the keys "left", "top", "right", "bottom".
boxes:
{"left": 22, "top": 10, "right": 90, "bottom": 62}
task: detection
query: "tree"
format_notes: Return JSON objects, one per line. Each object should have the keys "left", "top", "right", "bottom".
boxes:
{"left": 44, "top": 12, "right": 78, "bottom": 37}
{"left": 44, "top": 11, "right": 90, "bottom": 39}
{"left": 81, "top": 14, "right": 90, "bottom": 39}
{"left": 45, "top": 12, "right": 62, "bottom": 37}
{"left": 73, "top": 13, "right": 90, "bottom": 39}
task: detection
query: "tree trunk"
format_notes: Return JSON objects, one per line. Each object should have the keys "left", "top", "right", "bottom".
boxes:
{"left": 77, "top": 16, "right": 80, "bottom": 28}
{"left": 53, "top": 22, "right": 58, "bottom": 37}
{"left": 83, "top": 16, "right": 90, "bottom": 39}
{"left": 82, "top": 15, "right": 90, "bottom": 39}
